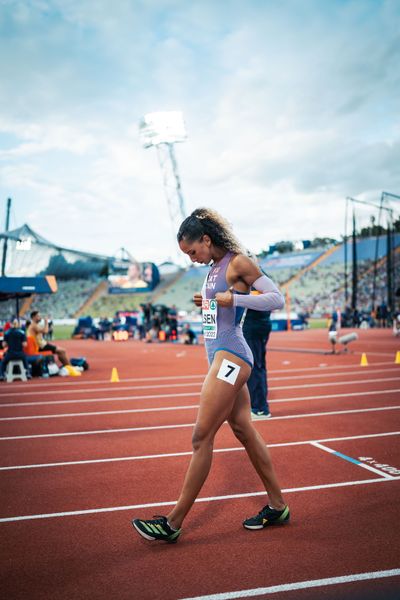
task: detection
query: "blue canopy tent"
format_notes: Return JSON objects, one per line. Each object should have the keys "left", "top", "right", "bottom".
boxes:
{"left": 0, "top": 276, "right": 58, "bottom": 317}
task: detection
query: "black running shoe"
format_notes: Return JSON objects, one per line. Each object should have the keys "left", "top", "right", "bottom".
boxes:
{"left": 243, "top": 504, "right": 290, "bottom": 530}
{"left": 132, "top": 515, "right": 181, "bottom": 543}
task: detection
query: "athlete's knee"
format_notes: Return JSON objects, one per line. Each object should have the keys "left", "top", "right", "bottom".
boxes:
{"left": 229, "top": 420, "right": 253, "bottom": 445}
{"left": 191, "top": 425, "right": 214, "bottom": 451}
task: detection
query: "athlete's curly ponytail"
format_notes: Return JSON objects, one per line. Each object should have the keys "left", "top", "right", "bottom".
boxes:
{"left": 177, "top": 208, "right": 244, "bottom": 254}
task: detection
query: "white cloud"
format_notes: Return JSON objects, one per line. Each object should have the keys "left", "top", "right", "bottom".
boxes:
{"left": 0, "top": 0, "right": 399, "bottom": 264}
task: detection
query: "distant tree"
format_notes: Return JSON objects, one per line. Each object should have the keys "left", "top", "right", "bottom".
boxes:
{"left": 274, "top": 241, "right": 294, "bottom": 254}
{"left": 358, "top": 224, "right": 386, "bottom": 238}
{"left": 310, "top": 237, "right": 337, "bottom": 248}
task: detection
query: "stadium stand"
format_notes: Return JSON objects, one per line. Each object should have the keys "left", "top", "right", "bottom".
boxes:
{"left": 284, "top": 235, "right": 400, "bottom": 316}
{"left": 88, "top": 292, "right": 152, "bottom": 318}
{"left": 154, "top": 266, "right": 208, "bottom": 313}
{"left": 260, "top": 249, "right": 325, "bottom": 284}
{"left": 0, "top": 299, "right": 18, "bottom": 321}
{"left": 30, "top": 278, "right": 102, "bottom": 319}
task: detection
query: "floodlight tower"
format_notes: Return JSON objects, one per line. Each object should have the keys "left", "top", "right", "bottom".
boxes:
{"left": 139, "top": 111, "right": 188, "bottom": 243}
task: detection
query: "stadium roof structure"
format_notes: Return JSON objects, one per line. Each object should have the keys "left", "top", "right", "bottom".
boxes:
{"left": 0, "top": 275, "right": 58, "bottom": 317}
{"left": 0, "top": 275, "right": 58, "bottom": 300}
{"left": 0, "top": 224, "right": 119, "bottom": 279}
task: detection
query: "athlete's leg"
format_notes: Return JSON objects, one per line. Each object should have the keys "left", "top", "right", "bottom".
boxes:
{"left": 167, "top": 351, "right": 251, "bottom": 529}
{"left": 55, "top": 346, "right": 69, "bottom": 366}
{"left": 227, "top": 386, "right": 285, "bottom": 509}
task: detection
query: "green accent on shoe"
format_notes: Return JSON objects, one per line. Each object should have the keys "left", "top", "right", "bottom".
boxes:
{"left": 156, "top": 524, "right": 168, "bottom": 535}
{"left": 242, "top": 504, "right": 290, "bottom": 530}
{"left": 132, "top": 516, "right": 182, "bottom": 543}
{"left": 278, "top": 505, "right": 290, "bottom": 522}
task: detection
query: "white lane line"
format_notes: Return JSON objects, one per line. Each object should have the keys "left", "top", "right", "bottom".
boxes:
{"left": 0, "top": 404, "right": 199, "bottom": 421}
{"left": 0, "top": 391, "right": 200, "bottom": 409}
{"left": 179, "top": 569, "right": 400, "bottom": 600}
{"left": 2, "top": 385, "right": 400, "bottom": 411}
{"left": 1, "top": 405, "right": 399, "bottom": 440}
{"left": 1, "top": 388, "right": 400, "bottom": 418}
{"left": 272, "top": 388, "right": 400, "bottom": 404}
{"left": 251, "top": 377, "right": 400, "bottom": 390}
{"left": 1, "top": 476, "right": 399, "bottom": 523}
{"left": 0, "top": 374, "right": 205, "bottom": 392}
{"left": 0, "top": 360, "right": 394, "bottom": 392}
{"left": 1, "top": 430, "right": 399, "bottom": 471}
{"left": 2, "top": 388, "right": 400, "bottom": 421}
{"left": 311, "top": 441, "right": 394, "bottom": 479}
{"left": 1, "top": 371, "right": 399, "bottom": 400}
{"left": 0, "top": 382, "right": 203, "bottom": 398}
{"left": 3, "top": 375, "right": 399, "bottom": 397}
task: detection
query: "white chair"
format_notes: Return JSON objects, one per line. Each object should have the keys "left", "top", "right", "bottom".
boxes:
{"left": 5, "top": 360, "right": 28, "bottom": 383}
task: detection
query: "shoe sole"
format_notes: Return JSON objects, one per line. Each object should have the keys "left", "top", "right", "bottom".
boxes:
{"left": 132, "top": 520, "right": 156, "bottom": 541}
{"left": 131, "top": 519, "right": 180, "bottom": 543}
{"left": 251, "top": 413, "right": 272, "bottom": 420}
{"left": 243, "top": 516, "right": 290, "bottom": 530}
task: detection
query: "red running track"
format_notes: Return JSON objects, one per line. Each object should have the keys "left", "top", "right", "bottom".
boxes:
{"left": 0, "top": 329, "right": 399, "bottom": 600}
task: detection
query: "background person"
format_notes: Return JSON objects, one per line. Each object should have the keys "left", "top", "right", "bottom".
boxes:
{"left": 182, "top": 323, "right": 196, "bottom": 345}
{"left": 0, "top": 318, "right": 31, "bottom": 380}
{"left": 242, "top": 298, "right": 272, "bottom": 418}
{"left": 27, "top": 311, "right": 71, "bottom": 367}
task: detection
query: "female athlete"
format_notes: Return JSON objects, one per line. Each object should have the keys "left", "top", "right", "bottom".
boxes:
{"left": 132, "top": 208, "right": 289, "bottom": 543}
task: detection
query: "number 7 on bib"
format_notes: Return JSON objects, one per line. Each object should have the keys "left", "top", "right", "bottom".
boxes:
{"left": 216, "top": 358, "right": 241, "bottom": 385}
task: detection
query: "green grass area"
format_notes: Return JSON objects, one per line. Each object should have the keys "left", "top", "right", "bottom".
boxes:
{"left": 89, "top": 292, "right": 152, "bottom": 318}
{"left": 53, "top": 324, "right": 75, "bottom": 340}
{"left": 308, "top": 318, "right": 328, "bottom": 329}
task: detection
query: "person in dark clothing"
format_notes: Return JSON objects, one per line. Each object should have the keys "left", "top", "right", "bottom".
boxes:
{"left": 0, "top": 319, "right": 30, "bottom": 379}
{"left": 182, "top": 323, "right": 196, "bottom": 345}
{"left": 243, "top": 305, "right": 272, "bottom": 418}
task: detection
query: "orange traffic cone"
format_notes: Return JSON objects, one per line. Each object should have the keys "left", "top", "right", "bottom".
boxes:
{"left": 360, "top": 353, "right": 368, "bottom": 367}
{"left": 395, "top": 351, "right": 400, "bottom": 365}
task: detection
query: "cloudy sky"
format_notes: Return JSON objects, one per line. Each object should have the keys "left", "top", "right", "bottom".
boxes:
{"left": 0, "top": 0, "right": 399, "bottom": 263}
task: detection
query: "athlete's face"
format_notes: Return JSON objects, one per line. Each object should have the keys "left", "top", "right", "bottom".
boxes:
{"left": 179, "top": 235, "right": 212, "bottom": 264}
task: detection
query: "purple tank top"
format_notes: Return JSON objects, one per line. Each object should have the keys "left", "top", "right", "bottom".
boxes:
{"left": 202, "top": 251, "right": 253, "bottom": 367}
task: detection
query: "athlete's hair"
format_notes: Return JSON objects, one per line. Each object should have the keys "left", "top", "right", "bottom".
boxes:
{"left": 177, "top": 208, "right": 244, "bottom": 254}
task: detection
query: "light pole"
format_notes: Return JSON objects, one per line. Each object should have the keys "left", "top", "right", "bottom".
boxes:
{"left": 346, "top": 196, "right": 396, "bottom": 312}
{"left": 139, "top": 111, "right": 188, "bottom": 256}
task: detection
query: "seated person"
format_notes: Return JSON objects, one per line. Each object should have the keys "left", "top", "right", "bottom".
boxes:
{"left": 182, "top": 323, "right": 196, "bottom": 345}
{"left": 27, "top": 310, "right": 71, "bottom": 367}
{"left": 0, "top": 319, "right": 31, "bottom": 379}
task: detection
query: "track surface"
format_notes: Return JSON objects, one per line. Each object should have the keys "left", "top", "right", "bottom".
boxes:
{"left": 1, "top": 329, "right": 399, "bottom": 600}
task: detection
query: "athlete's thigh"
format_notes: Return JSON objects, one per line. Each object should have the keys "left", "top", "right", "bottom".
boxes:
{"left": 195, "top": 350, "right": 251, "bottom": 436}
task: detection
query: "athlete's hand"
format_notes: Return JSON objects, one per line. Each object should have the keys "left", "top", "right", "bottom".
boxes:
{"left": 193, "top": 293, "right": 203, "bottom": 307}
{"left": 215, "top": 289, "right": 233, "bottom": 307}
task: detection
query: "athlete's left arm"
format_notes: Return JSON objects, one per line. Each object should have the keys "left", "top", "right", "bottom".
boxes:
{"left": 231, "top": 254, "right": 284, "bottom": 312}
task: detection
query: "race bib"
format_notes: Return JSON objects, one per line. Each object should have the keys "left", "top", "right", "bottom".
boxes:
{"left": 202, "top": 298, "right": 218, "bottom": 339}
{"left": 216, "top": 358, "right": 241, "bottom": 385}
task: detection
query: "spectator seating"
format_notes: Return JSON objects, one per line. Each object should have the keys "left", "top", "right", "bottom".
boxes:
{"left": 154, "top": 266, "right": 208, "bottom": 313}
{"left": 89, "top": 292, "right": 152, "bottom": 318}
{"left": 27, "top": 278, "right": 101, "bottom": 319}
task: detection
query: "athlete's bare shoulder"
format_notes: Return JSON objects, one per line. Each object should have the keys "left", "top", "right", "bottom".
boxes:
{"left": 229, "top": 253, "right": 262, "bottom": 287}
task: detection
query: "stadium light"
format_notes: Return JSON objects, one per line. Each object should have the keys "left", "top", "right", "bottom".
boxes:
{"left": 139, "top": 111, "right": 188, "bottom": 253}
{"left": 139, "top": 111, "right": 187, "bottom": 149}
